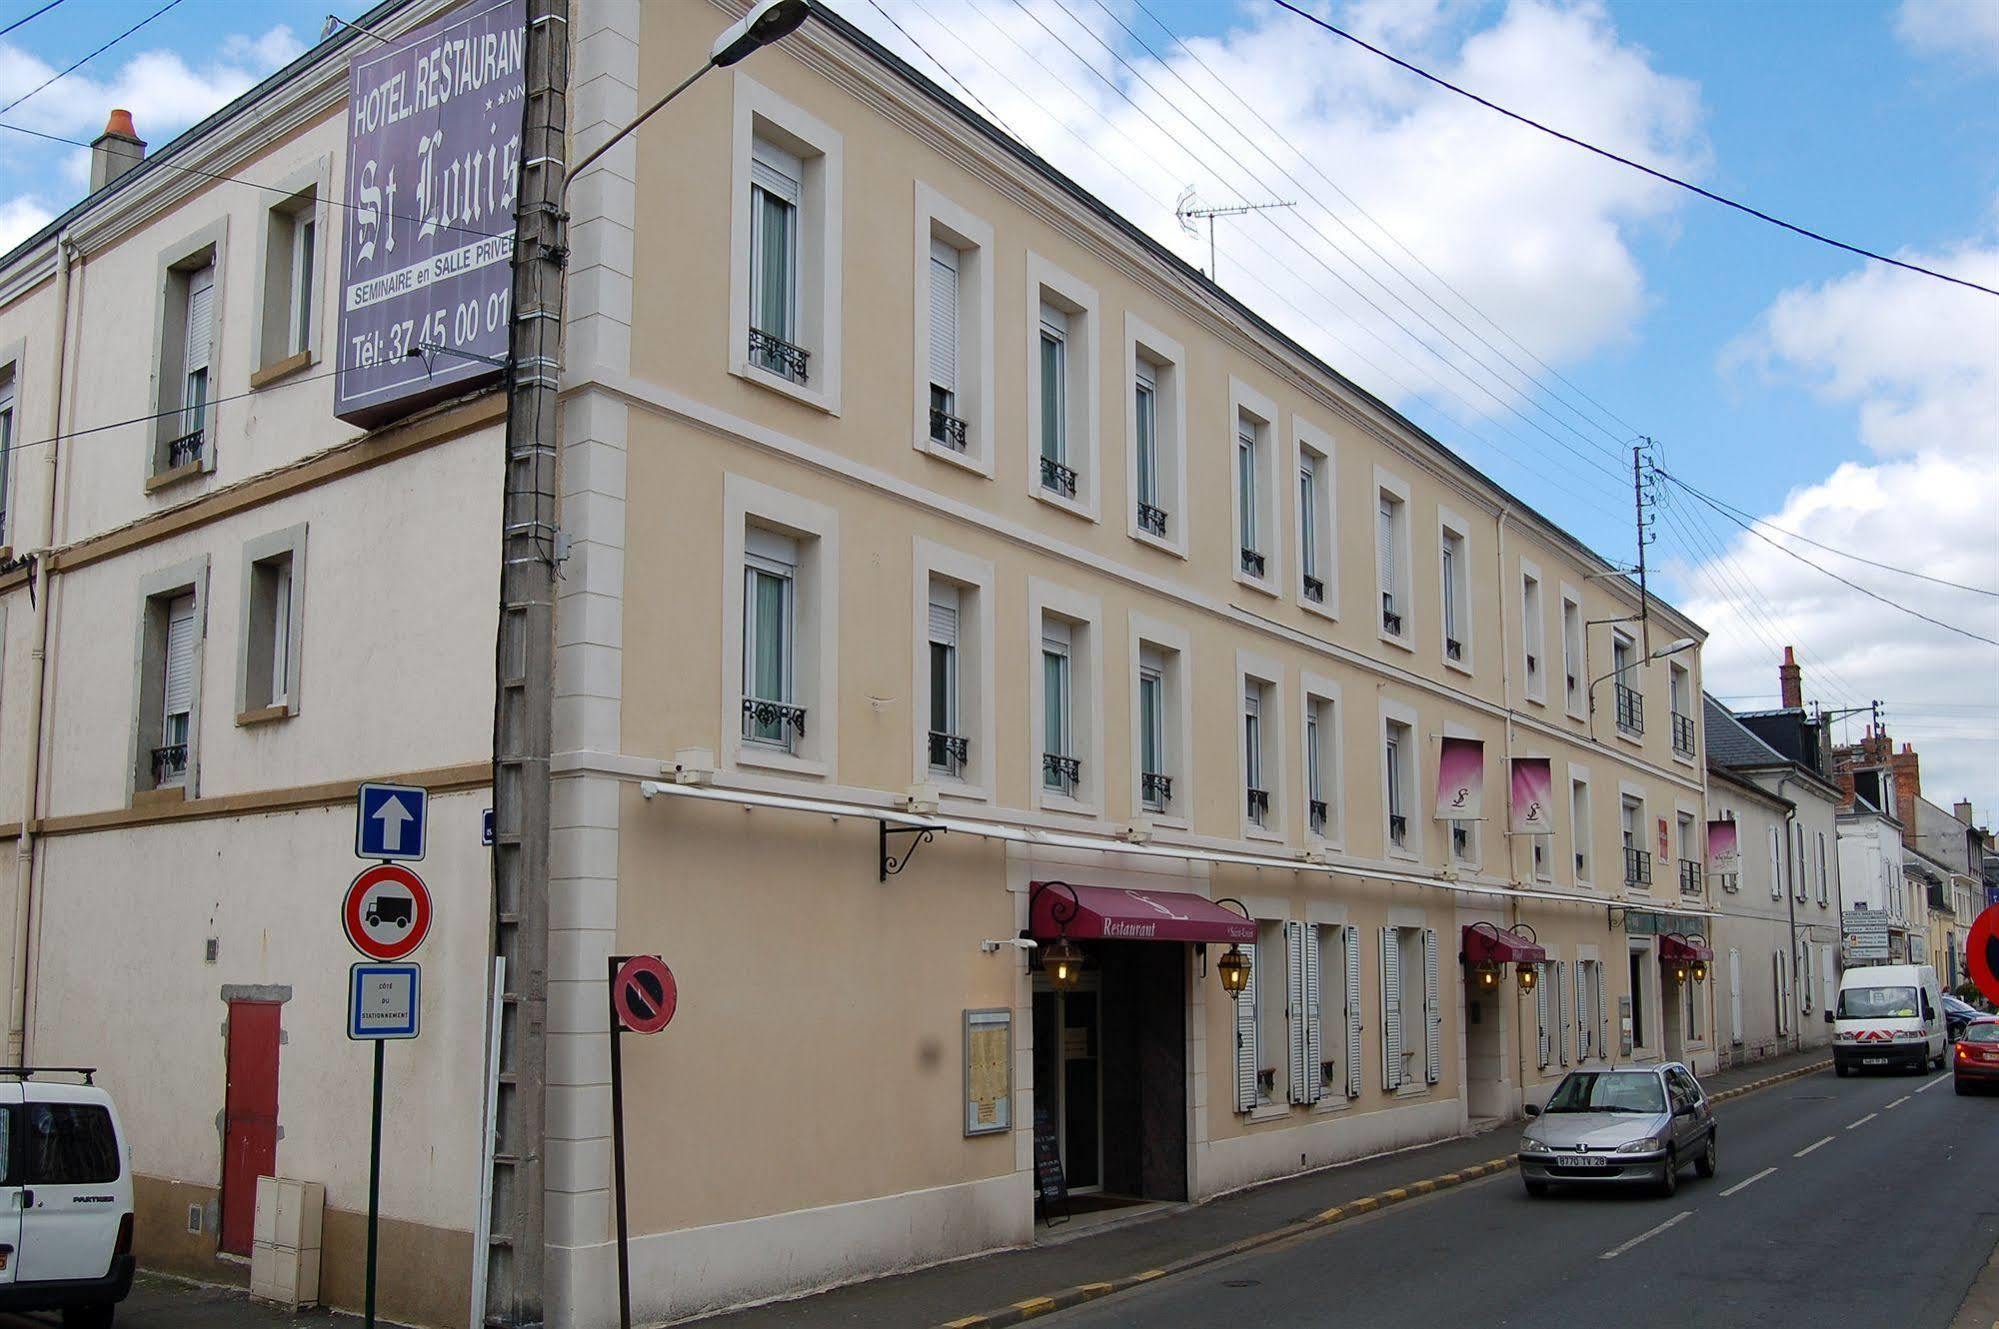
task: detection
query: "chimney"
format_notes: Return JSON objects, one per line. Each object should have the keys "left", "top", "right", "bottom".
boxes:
{"left": 89, "top": 109, "right": 146, "bottom": 194}
{"left": 1956, "top": 800, "right": 1975, "bottom": 826}
{"left": 1777, "top": 645, "right": 1802, "bottom": 710}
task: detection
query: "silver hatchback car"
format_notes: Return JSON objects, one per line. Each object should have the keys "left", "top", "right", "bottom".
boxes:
{"left": 1517, "top": 1063, "right": 1717, "bottom": 1197}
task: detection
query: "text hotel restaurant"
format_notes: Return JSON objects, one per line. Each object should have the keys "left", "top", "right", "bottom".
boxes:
{"left": 0, "top": 0, "right": 1720, "bottom": 1324}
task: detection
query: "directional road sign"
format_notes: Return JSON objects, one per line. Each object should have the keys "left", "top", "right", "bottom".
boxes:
{"left": 356, "top": 782, "right": 428, "bottom": 862}
{"left": 348, "top": 963, "right": 421, "bottom": 1040}
{"left": 1968, "top": 904, "right": 1999, "bottom": 1007}
{"left": 611, "top": 955, "right": 677, "bottom": 1035}
{"left": 343, "top": 863, "right": 433, "bottom": 962}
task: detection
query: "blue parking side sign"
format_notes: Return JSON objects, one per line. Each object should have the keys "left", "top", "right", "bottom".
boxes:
{"left": 349, "top": 963, "right": 421, "bottom": 1040}
{"left": 357, "top": 782, "right": 428, "bottom": 861}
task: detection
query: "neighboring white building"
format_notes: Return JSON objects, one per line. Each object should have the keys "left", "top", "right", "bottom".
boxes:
{"left": 1839, "top": 806, "right": 1911, "bottom": 961}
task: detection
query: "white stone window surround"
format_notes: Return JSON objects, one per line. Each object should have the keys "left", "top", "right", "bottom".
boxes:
{"left": 1237, "top": 648, "right": 1285, "bottom": 843}
{"left": 1611, "top": 628, "right": 1643, "bottom": 749}
{"left": 1619, "top": 779, "right": 1650, "bottom": 892}
{"left": 1123, "top": 312, "right": 1186, "bottom": 557}
{"left": 1127, "top": 611, "right": 1193, "bottom": 830}
{"left": 1559, "top": 581, "right": 1586, "bottom": 720}
{"left": 1229, "top": 377, "right": 1280, "bottom": 598}
{"left": 1437, "top": 505, "right": 1472, "bottom": 678}
{"left": 721, "top": 473, "right": 839, "bottom": 779}
{"left": 248, "top": 153, "right": 332, "bottom": 382}
{"left": 1519, "top": 556, "right": 1547, "bottom": 704}
{"left": 911, "top": 537, "right": 996, "bottom": 802}
{"left": 1379, "top": 696, "right": 1422, "bottom": 862}
{"left": 728, "top": 76, "right": 844, "bottom": 414}
{"left": 1570, "top": 761, "right": 1594, "bottom": 888}
{"left": 911, "top": 182, "right": 994, "bottom": 476}
{"left": 1291, "top": 416, "right": 1338, "bottom": 623}
{"left": 1025, "top": 252, "right": 1100, "bottom": 521}
{"left": 1027, "top": 577, "right": 1104, "bottom": 817}
{"left": 1373, "top": 465, "right": 1415, "bottom": 653}
{"left": 1299, "top": 669, "right": 1344, "bottom": 850}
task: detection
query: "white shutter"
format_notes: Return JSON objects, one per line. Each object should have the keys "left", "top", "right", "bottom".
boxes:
{"left": 1039, "top": 301, "right": 1068, "bottom": 338}
{"left": 183, "top": 264, "right": 215, "bottom": 375}
{"left": 1728, "top": 947, "right": 1743, "bottom": 1044}
{"left": 1555, "top": 960, "right": 1570, "bottom": 1065}
{"left": 164, "top": 594, "right": 198, "bottom": 717}
{"left": 1380, "top": 928, "right": 1402, "bottom": 1091}
{"left": 928, "top": 238, "right": 959, "bottom": 393}
{"left": 1801, "top": 945, "right": 1814, "bottom": 1014}
{"left": 1302, "top": 924, "right": 1323, "bottom": 1105}
{"left": 1285, "top": 922, "right": 1308, "bottom": 1104}
{"left": 927, "top": 583, "right": 959, "bottom": 647}
{"left": 1376, "top": 497, "right": 1396, "bottom": 598}
{"left": 1422, "top": 928, "right": 1441, "bottom": 1084}
{"left": 1575, "top": 962, "right": 1590, "bottom": 1060}
{"left": 1235, "top": 940, "right": 1258, "bottom": 1112}
{"left": 1344, "top": 926, "right": 1363, "bottom": 1099}
{"left": 1773, "top": 951, "right": 1789, "bottom": 1036}
{"left": 1535, "top": 967, "right": 1551, "bottom": 1068}
{"left": 1770, "top": 828, "right": 1782, "bottom": 900}
{"left": 1595, "top": 964, "right": 1609, "bottom": 1057}
{"left": 1819, "top": 944, "right": 1834, "bottom": 1014}
{"left": 750, "top": 139, "right": 803, "bottom": 203}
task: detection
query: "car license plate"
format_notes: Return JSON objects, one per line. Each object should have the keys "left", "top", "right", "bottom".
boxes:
{"left": 1567, "top": 1156, "right": 1610, "bottom": 1168}
{"left": 1863, "top": 1057, "right": 1889, "bottom": 1065}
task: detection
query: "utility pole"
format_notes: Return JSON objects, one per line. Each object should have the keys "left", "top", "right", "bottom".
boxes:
{"left": 1633, "top": 441, "right": 1655, "bottom": 657}
{"left": 486, "top": 0, "right": 567, "bottom": 1324}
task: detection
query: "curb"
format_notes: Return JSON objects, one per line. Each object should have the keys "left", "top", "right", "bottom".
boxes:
{"left": 936, "top": 1058, "right": 1831, "bottom": 1327}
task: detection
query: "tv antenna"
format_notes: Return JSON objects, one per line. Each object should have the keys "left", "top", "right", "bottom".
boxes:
{"left": 1175, "top": 186, "right": 1297, "bottom": 281}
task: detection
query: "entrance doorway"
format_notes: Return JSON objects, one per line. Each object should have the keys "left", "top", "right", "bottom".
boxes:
{"left": 1462, "top": 985, "right": 1508, "bottom": 1121}
{"left": 221, "top": 1000, "right": 281, "bottom": 1255}
{"left": 1031, "top": 940, "right": 1187, "bottom": 1206}
{"left": 1628, "top": 946, "right": 1653, "bottom": 1060}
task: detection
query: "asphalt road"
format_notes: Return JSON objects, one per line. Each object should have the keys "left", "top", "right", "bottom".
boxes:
{"left": 1043, "top": 1065, "right": 1999, "bottom": 1329}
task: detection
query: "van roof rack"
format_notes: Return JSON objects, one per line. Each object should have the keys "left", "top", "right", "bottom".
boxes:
{"left": 0, "top": 1067, "right": 97, "bottom": 1084}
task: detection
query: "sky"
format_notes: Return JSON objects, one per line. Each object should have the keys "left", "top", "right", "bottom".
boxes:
{"left": 0, "top": 0, "right": 1994, "bottom": 819}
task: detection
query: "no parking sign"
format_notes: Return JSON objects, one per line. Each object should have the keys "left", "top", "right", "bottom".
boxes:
{"left": 1968, "top": 904, "right": 1999, "bottom": 1007}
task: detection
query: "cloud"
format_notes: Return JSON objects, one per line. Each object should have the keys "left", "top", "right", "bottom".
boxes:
{"left": 1687, "top": 240, "right": 1999, "bottom": 815}
{"left": 0, "top": 197, "right": 51, "bottom": 252}
{"left": 845, "top": 0, "right": 1705, "bottom": 477}
{"left": 1895, "top": 0, "right": 1999, "bottom": 72}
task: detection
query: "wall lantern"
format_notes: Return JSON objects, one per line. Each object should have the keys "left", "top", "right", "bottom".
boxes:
{"left": 1517, "top": 963, "right": 1538, "bottom": 993}
{"left": 1027, "top": 881, "right": 1088, "bottom": 991}
{"left": 1214, "top": 897, "right": 1254, "bottom": 1001}
{"left": 1474, "top": 960, "right": 1504, "bottom": 990}
{"left": 1690, "top": 958, "right": 1710, "bottom": 984}
{"left": 1660, "top": 932, "right": 1711, "bottom": 985}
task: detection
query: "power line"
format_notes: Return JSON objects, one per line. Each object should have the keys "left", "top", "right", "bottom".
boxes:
{"left": 1657, "top": 468, "right": 1999, "bottom": 598}
{"left": 0, "top": 0, "right": 182, "bottom": 118}
{"left": 860, "top": 0, "right": 1017, "bottom": 135}
{"left": 1267, "top": 0, "right": 1999, "bottom": 300}
{"left": 0, "top": 0, "right": 66, "bottom": 40}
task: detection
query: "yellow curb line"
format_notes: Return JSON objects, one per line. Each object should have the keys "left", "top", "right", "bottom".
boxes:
{"left": 1076, "top": 1282, "right": 1114, "bottom": 1298}
{"left": 1012, "top": 1296, "right": 1057, "bottom": 1316}
{"left": 1378, "top": 1187, "right": 1409, "bottom": 1202}
{"left": 942, "top": 1319, "right": 989, "bottom": 1328}
{"left": 1409, "top": 1179, "right": 1436, "bottom": 1195}
{"left": 1132, "top": 1269, "right": 1166, "bottom": 1282}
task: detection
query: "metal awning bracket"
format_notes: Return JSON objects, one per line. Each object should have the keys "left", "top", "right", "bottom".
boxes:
{"left": 880, "top": 820, "right": 945, "bottom": 881}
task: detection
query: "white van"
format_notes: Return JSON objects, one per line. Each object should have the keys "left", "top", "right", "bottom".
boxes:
{"left": 1830, "top": 963, "right": 1947, "bottom": 1076}
{"left": 0, "top": 1069, "right": 135, "bottom": 1327}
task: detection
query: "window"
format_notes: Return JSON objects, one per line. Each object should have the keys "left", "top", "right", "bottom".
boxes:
{"left": 1769, "top": 826, "right": 1783, "bottom": 901}
{"left": 913, "top": 187, "right": 994, "bottom": 470}
{"left": 1451, "top": 817, "right": 1476, "bottom": 865}
{"left": 1381, "top": 925, "right": 1439, "bottom": 1090}
{"left": 1629, "top": 949, "right": 1649, "bottom": 1050}
{"left": 1295, "top": 420, "right": 1337, "bottom": 616}
{"left": 1622, "top": 795, "right": 1650, "bottom": 886}
{"left": 1612, "top": 633, "right": 1642, "bottom": 735}
{"left": 927, "top": 238, "right": 963, "bottom": 449}
{"left": 1521, "top": 567, "right": 1545, "bottom": 700}
{"left": 256, "top": 181, "right": 322, "bottom": 376}
{"left": 1028, "top": 257, "right": 1098, "bottom": 514}
{"left": 1125, "top": 316, "right": 1184, "bottom": 550}
{"left": 21, "top": 1103, "right": 120, "bottom": 1185}
{"left": 152, "top": 228, "right": 223, "bottom": 480}
{"left": 1230, "top": 381, "right": 1277, "bottom": 589}
{"left": 1793, "top": 822, "right": 1807, "bottom": 902}
{"left": 742, "top": 528, "right": 799, "bottom": 752}
{"left": 1571, "top": 775, "right": 1593, "bottom": 883}
{"left": 1134, "top": 360, "right": 1162, "bottom": 531}
{"left": 732, "top": 81, "right": 842, "bottom": 409}
{"left": 1533, "top": 837, "right": 1550, "bottom": 882}
{"left": 1243, "top": 682, "right": 1268, "bottom": 828}
{"left": 1375, "top": 479, "right": 1409, "bottom": 640}
{"left": 1254, "top": 917, "right": 1286, "bottom": 1105}
{"left": 1033, "top": 586, "right": 1100, "bottom": 810}
{"left": 1561, "top": 590, "right": 1584, "bottom": 715}
{"left": 1440, "top": 518, "right": 1469, "bottom": 668}
{"left": 1139, "top": 660, "right": 1167, "bottom": 812}
{"left": 1670, "top": 662, "right": 1694, "bottom": 757}
{"left": 1130, "top": 617, "right": 1188, "bottom": 822}
{"left": 1678, "top": 812, "right": 1699, "bottom": 895}
{"left": 1304, "top": 689, "right": 1339, "bottom": 842}
{"left": 237, "top": 525, "right": 306, "bottom": 722}
{"left": 927, "top": 581, "right": 963, "bottom": 778}
{"left": 1816, "top": 831, "right": 1829, "bottom": 905}
{"left": 0, "top": 366, "right": 13, "bottom": 547}
{"left": 725, "top": 476, "right": 838, "bottom": 775}
{"left": 1239, "top": 657, "right": 1282, "bottom": 837}
{"left": 1237, "top": 417, "right": 1262, "bottom": 577}
{"left": 1384, "top": 716, "right": 1416, "bottom": 854}
{"left": 1042, "top": 620, "right": 1074, "bottom": 795}
{"left": 161, "top": 593, "right": 197, "bottom": 782}
{"left": 130, "top": 559, "right": 207, "bottom": 801}
{"left": 1315, "top": 924, "right": 1354, "bottom": 1098}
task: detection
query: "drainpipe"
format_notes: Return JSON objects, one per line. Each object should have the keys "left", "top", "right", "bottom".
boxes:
{"left": 1776, "top": 777, "right": 1802, "bottom": 1054}
{"left": 8, "top": 232, "right": 75, "bottom": 1063}
{"left": 1492, "top": 508, "right": 1530, "bottom": 1101}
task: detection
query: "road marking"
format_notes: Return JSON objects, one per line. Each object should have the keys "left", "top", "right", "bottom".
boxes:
{"left": 1846, "top": 1112, "right": 1878, "bottom": 1130}
{"left": 1719, "top": 1166, "right": 1777, "bottom": 1197}
{"left": 1916, "top": 1072, "right": 1951, "bottom": 1093}
{"left": 1598, "top": 1210, "right": 1693, "bottom": 1261}
{"left": 1885, "top": 1095, "right": 1910, "bottom": 1110}
{"left": 1794, "top": 1135, "right": 1835, "bottom": 1158}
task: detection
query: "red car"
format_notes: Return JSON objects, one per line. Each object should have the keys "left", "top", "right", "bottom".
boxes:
{"left": 1955, "top": 1019, "right": 1999, "bottom": 1094}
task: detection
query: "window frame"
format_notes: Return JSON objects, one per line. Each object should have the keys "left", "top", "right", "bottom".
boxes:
{"left": 1291, "top": 418, "right": 1338, "bottom": 621}
{"left": 1028, "top": 578, "right": 1103, "bottom": 816}
{"left": 1300, "top": 671, "right": 1344, "bottom": 848}
{"left": 1237, "top": 650, "right": 1284, "bottom": 842}
{"left": 1128, "top": 613, "right": 1192, "bottom": 828}
{"left": 127, "top": 555, "right": 211, "bottom": 804}
{"left": 1438, "top": 507, "right": 1472, "bottom": 676}
{"left": 1570, "top": 766, "right": 1594, "bottom": 886}
{"left": 1373, "top": 467, "right": 1414, "bottom": 650}
{"left": 1026, "top": 254, "right": 1100, "bottom": 520}
{"left": 729, "top": 78, "right": 844, "bottom": 414}
{"left": 721, "top": 474, "right": 839, "bottom": 778}
{"left": 0, "top": 340, "right": 19, "bottom": 552}
{"left": 249, "top": 155, "right": 331, "bottom": 386}
{"left": 1520, "top": 560, "right": 1546, "bottom": 703}
{"left": 234, "top": 523, "right": 308, "bottom": 724}
{"left": 1380, "top": 699, "right": 1421, "bottom": 861}
{"left": 912, "top": 183, "right": 994, "bottom": 475}
{"left": 147, "top": 219, "right": 228, "bottom": 486}
{"left": 1228, "top": 378, "right": 1279, "bottom": 596}
{"left": 1559, "top": 583, "right": 1586, "bottom": 719}
{"left": 912, "top": 539, "right": 995, "bottom": 801}
{"left": 1123, "top": 314, "right": 1186, "bottom": 556}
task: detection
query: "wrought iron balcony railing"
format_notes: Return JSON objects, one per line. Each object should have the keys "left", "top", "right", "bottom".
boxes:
{"left": 1381, "top": 592, "right": 1402, "bottom": 636}
{"left": 928, "top": 408, "right": 968, "bottom": 452}
{"left": 1615, "top": 682, "right": 1645, "bottom": 735}
{"left": 1042, "top": 752, "right": 1081, "bottom": 795}
{"left": 1246, "top": 787, "right": 1269, "bottom": 823}
{"left": 1672, "top": 711, "right": 1697, "bottom": 757}
{"left": 1446, "top": 637, "right": 1463, "bottom": 662}
{"left": 152, "top": 742, "right": 189, "bottom": 784}
{"left": 1137, "top": 502, "right": 1168, "bottom": 537}
{"left": 1624, "top": 845, "right": 1653, "bottom": 887}
{"left": 1240, "top": 547, "right": 1265, "bottom": 578}
{"left": 1389, "top": 812, "right": 1408, "bottom": 846}
{"left": 742, "top": 697, "right": 808, "bottom": 744}
{"left": 1303, "top": 574, "right": 1324, "bottom": 603}
{"left": 1679, "top": 860, "right": 1703, "bottom": 896}
{"left": 165, "top": 429, "right": 204, "bottom": 470}
{"left": 928, "top": 731, "right": 969, "bottom": 775}
{"left": 1039, "top": 455, "right": 1078, "bottom": 498}
{"left": 1310, "top": 798, "right": 1329, "bottom": 836}
{"left": 1141, "top": 771, "right": 1172, "bottom": 806}
{"left": 748, "top": 327, "right": 810, "bottom": 383}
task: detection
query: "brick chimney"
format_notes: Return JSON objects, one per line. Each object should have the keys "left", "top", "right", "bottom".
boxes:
{"left": 1956, "top": 800, "right": 1975, "bottom": 826}
{"left": 1778, "top": 645, "right": 1803, "bottom": 710}
{"left": 89, "top": 109, "right": 146, "bottom": 194}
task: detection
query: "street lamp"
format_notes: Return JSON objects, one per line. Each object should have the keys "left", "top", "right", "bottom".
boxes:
{"left": 1214, "top": 897, "right": 1254, "bottom": 1000}
{"left": 1041, "top": 936, "right": 1086, "bottom": 992}
{"left": 1586, "top": 636, "right": 1697, "bottom": 733}
{"left": 1517, "top": 962, "right": 1538, "bottom": 993}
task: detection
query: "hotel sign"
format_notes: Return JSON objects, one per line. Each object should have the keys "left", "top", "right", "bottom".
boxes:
{"left": 334, "top": 0, "right": 526, "bottom": 426}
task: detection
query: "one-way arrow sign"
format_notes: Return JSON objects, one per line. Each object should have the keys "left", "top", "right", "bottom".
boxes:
{"left": 357, "top": 782, "right": 428, "bottom": 862}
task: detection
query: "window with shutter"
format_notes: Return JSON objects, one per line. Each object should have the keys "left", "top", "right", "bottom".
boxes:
{"left": 1298, "top": 455, "right": 1318, "bottom": 581}
{"left": 1574, "top": 962, "right": 1590, "bottom": 1060}
{"left": 742, "top": 529, "right": 798, "bottom": 750}
{"left": 928, "top": 238, "right": 960, "bottom": 407}
{"left": 1286, "top": 921, "right": 1309, "bottom": 1104}
{"left": 0, "top": 373, "right": 13, "bottom": 545}
{"left": 159, "top": 593, "right": 198, "bottom": 785}
{"left": 927, "top": 582, "right": 960, "bottom": 774}
{"left": 1728, "top": 947, "right": 1743, "bottom": 1044}
{"left": 1235, "top": 939, "right": 1259, "bottom": 1112}
{"left": 1555, "top": 960, "right": 1570, "bottom": 1065}
{"left": 1595, "top": 964, "right": 1609, "bottom": 1057}
{"left": 177, "top": 264, "right": 215, "bottom": 453}
{"left": 1303, "top": 923, "right": 1324, "bottom": 1104}
{"left": 1380, "top": 928, "right": 1402, "bottom": 1091}
{"left": 1344, "top": 926, "right": 1363, "bottom": 1099}
{"left": 1769, "top": 827, "right": 1783, "bottom": 900}
{"left": 1377, "top": 494, "right": 1398, "bottom": 624}
{"left": 1535, "top": 966, "right": 1551, "bottom": 1068}
{"left": 749, "top": 139, "right": 802, "bottom": 364}
{"left": 1422, "top": 928, "right": 1441, "bottom": 1085}
{"left": 1134, "top": 359, "right": 1158, "bottom": 512}
{"left": 1237, "top": 419, "right": 1260, "bottom": 564}
{"left": 1038, "top": 304, "right": 1068, "bottom": 471}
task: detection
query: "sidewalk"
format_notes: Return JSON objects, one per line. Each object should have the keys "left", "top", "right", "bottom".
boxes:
{"left": 685, "top": 1047, "right": 1832, "bottom": 1329}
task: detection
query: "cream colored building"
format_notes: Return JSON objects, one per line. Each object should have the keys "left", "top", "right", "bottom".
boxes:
{"left": 0, "top": 2, "right": 1720, "bottom": 1326}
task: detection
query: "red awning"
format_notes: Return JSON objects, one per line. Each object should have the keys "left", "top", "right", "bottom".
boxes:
{"left": 1028, "top": 882, "right": 1256, "bottom": 944}
{"left": 1659, "top": 934, "right": 1714, "bottom": 963}
{"left": 1461, "top": 924, "right": 1548, "bottom": 967}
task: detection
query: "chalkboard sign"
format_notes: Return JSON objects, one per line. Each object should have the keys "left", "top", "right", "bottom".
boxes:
{"left": 1033, "top": 1108, "right": 1068, "bottom": 1225}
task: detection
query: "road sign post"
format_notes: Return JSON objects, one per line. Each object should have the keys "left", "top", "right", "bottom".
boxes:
{"left": 607, "top": 955, "right": 677, "bottom": 1329}
{"left": 348, "top": 962, "right": 421, "bottom": 1329}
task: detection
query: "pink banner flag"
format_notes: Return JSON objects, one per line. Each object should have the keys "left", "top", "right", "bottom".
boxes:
{"left": 1706, "top": 820, "right": 1740, "bottom": 874}
{"left": 1509, "top": 758, "right": 1554, "bottom": 835}
{"left": 1435, "top": 736, "right": 1485, "bottom": 820}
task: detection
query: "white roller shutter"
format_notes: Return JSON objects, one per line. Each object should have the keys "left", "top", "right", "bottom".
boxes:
{"left": 183, "top": 264, "right": 215, "bottom": 377}
{"left": 1535, "top": 968, "right": 1551, "bottom": 1069}
{"left": 1380, "top": 928, "right": 1402, "bottom": 1091}
{"left": 1555, "top": 960, "right": 1570, "bottom": 1065}
{"left": 1285, "top": 922, "right": 1308, "bottom": 1104}
{"left": 1301, "top": 923, "right": 1323, "bottom": 1105}
{"left": 1728, "top": 947, "right": 1743, "bottom": 1044}
{"left": 927, "top": 583, "right": 959, "bottom": 647}
{"left": 1344, "top": 926, "right": 1363, "bottom": 1099}
{"left": 928, "top": 238, "right": 959, "bottom": 393}
{"left": 1594, "top": 963, "right": 1609, "bottom": 1058}
{"left": 1235, "top": 941, "right": 1259, "bottom": 1112}
{"left": 1377, "top": 497, "right": 1396, "bottom": 600}
{"left": 1422, "top": 928, "right": 1441, "bottom": 1084}
{"left": 164, "top": 594, "right": 198, "bottom": 721}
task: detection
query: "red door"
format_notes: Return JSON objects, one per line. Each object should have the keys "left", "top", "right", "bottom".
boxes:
{"left": 221, "top": 1001, "right": 281, "bottom": 1255}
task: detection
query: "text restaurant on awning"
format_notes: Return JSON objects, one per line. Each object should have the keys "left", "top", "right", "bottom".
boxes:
{"left": 1028, "top": 882, "right": 1257, "bottom": 944}
{"left": 1658, "top": 933, "right": 1714, "bottom": 963}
